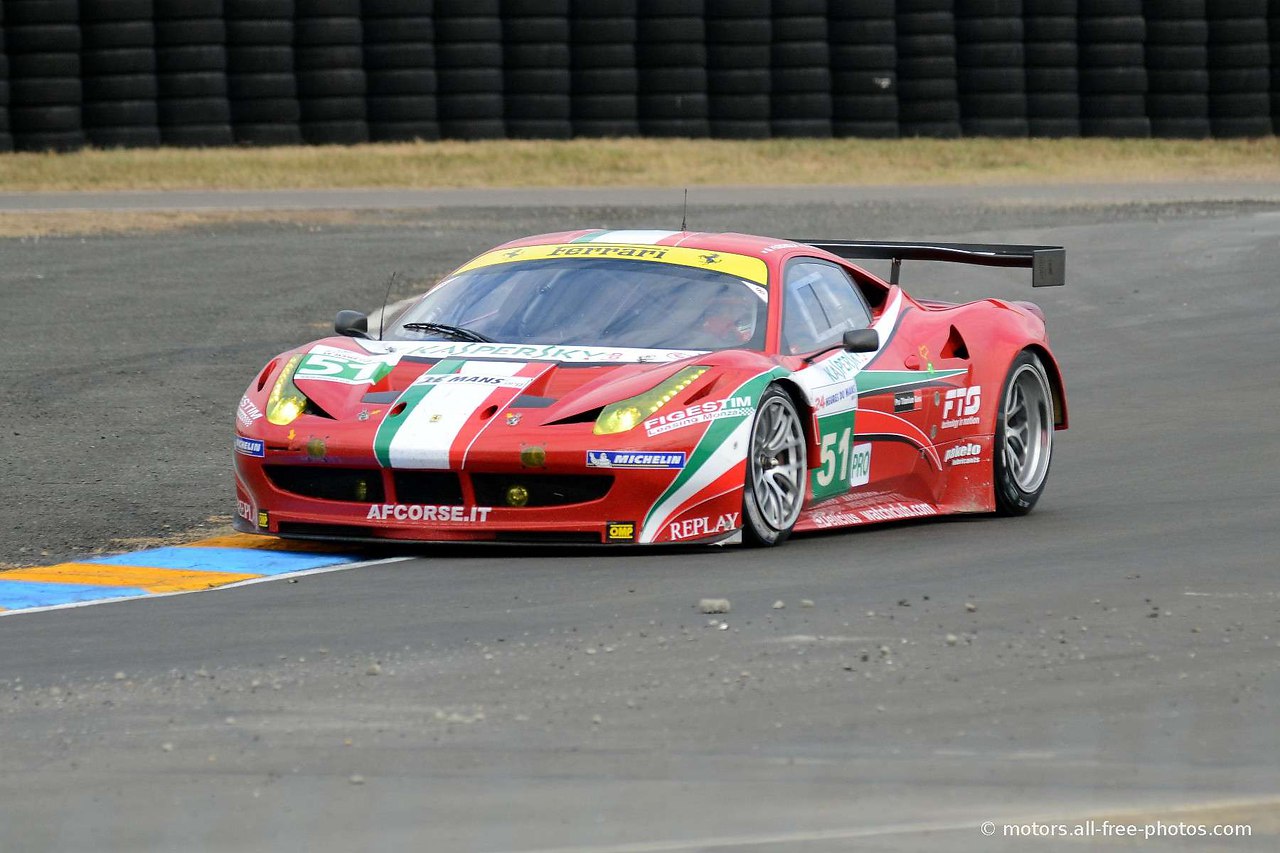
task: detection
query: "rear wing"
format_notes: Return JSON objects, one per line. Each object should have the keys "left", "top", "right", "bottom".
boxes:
{"left": 793, "top": 240, "right": 1066, "bottom": 288}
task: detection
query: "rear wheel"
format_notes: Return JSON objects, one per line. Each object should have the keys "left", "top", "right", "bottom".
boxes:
{"left": 994, "top": 351, "right": 1054, "bottom": 515}
{"left": 742, "top": 386, "right": 807, "bottom": 546}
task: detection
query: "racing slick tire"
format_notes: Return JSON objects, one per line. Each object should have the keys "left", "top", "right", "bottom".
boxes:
{"left": 742, "top": 386, "right": 808, "bottom": 547}
{"left": 994, "top": 350, "right": 1054, "bottom": 516}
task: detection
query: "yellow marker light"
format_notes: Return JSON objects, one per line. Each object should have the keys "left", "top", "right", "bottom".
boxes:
{"left": 354, "top": 479, "right": 369, "bottom": 502}
{"left": 266, "top": 354, "right": 308, "bottom": 426}
{"left": 520, "top": 445, "right": 547, "bottom": 468}
{"left": 593, "top": 366, "right": 709, "bottom": 435}
{"left": 506, "top": 485, "right": 530, "bottom": 507}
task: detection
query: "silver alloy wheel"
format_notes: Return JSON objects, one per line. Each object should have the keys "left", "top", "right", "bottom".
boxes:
{"left": 1003, "top": 363, "right": 1053, "bottom": 493}
{"left": 749, "top": 395, "right": 807, "bottom": 532}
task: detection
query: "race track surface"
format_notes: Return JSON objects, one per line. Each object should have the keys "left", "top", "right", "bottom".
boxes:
{"left": 2, "top": 185, "right": 1278, "bottom": 851}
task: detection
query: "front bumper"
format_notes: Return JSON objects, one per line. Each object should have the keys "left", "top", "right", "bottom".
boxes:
{"left": 234, "top": 448, "right": 744, "bottom": 546}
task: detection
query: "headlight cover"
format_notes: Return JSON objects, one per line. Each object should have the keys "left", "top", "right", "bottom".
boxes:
{"left": 593, "top": 366, "right": 709, "bottom": 435}
{"left": 266, "top": 354, "right": 307, "bottom": 426}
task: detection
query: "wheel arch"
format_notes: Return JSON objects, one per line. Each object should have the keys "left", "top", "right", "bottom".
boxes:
{"left": 772, "top": 376, "right": 821, "bottom": 462}
{"left": 1022, "top": 343, "right": 1068, "bottom": 429}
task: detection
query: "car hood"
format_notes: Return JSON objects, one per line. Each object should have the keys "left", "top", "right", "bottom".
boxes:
{"left": 289, "top": 337, "right": 741, "bottom": 430}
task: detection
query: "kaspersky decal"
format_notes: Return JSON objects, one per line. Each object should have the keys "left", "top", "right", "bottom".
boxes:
{"left": 639, "top": 368, "right": 785, "bottom": 543}
{"left": 454, "top": 242, "right": 770, "bottom": 286}
{"left": 352, "top": 338, "right": 707, "bottom": 365}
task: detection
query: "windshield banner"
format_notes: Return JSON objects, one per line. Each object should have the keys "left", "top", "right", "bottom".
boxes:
{"left": 454, "top": 243, "right": 770, "bottom": 286}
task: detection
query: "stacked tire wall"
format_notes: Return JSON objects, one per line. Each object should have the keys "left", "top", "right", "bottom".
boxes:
{"left": 0, "top": 1, "right": 1273, "bottom": 149}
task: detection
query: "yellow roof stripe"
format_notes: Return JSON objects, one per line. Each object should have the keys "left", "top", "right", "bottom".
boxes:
{"left": 456, "top": 243, "right": 770, "bottom": 286}
{"left": 2, "top": 563, "right": 258, "bottom": 593}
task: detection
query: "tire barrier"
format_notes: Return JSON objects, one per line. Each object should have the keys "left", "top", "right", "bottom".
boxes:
{"left": 638, "top": 0, "right": 709, "bottom": 138}
{"left": 1078, "top": 0, "right": 1149, "bottom": 137}
{"left": 772, "top": 0, "right": 831, "bottom": 138}
{"left": 897, "top": 0, "right": 962, "bottom": 137}
{"left": 706, "top": 0, "right": 769, "bottom": 140}
{"left": 154, "top": 0, "right": 233, "bottom": 147}
{"left": 1208, "top": 0, "right": 1272, "bottom": 138}
{"left": 435, "top": 0, "right": 504, "bottom": 139}
{"left": 0, "top": 3, "right": 12, "bottom": 152}
{"left": 81, "top": 0, "right": 159, "bottom": 149}
{"left": 361, "top": 0, "right": 437, "bottom": 142}
{"left": 957, "top": 0, "right": 1028, "bottom": 137}
{"left": 0, "top": 2, "right": 1272, "bottom": 149}
{"left": 1025, "top": 0, "right": 1079, "bottom": 137}
{"left": 227, "top": 0, "right": 302, "bottom": 146}
{"left": 6, "top": 0, "right": 84, "bottom": 151}
{"left": 294, "top": 0, "right": 366, "bottom": 144}
{"left": 1145, "top": 0, "right": 1209, "bottom": 139}
{"left": 502, "top": 0, "right": 571, "bottom": 140}
{"left": 831, "top": 0, "right": 899, "bottom": 139}
{"left": 571, "top": 0, "right": 638, "bottom": 138}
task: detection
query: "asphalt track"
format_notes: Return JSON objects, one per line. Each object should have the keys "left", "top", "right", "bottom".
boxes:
{"left": 2, "top": 184, "right": 1279, "bottom": 851}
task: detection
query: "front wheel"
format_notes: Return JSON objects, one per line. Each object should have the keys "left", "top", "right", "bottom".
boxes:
{"left": 742, "top": 386, "right": 808, "bottom": 546}
{"left": 993, "top": 351, "right": 1055, "bottom": 515}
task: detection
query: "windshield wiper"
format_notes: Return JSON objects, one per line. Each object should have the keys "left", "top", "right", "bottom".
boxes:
{"left": 400, "top": 322, "right": 494, "bottom": 343}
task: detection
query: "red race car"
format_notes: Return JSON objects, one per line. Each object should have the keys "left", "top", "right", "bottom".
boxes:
{"left": 234, "top": 229, "right": 1066, "bottom": 547}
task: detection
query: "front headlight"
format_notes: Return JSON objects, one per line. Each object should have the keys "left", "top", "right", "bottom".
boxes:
{"left": 266, "top": 354, "right": 307, "bottom": 426}
{"left": 593, "top": 366, "right": 708, "bottom": 435}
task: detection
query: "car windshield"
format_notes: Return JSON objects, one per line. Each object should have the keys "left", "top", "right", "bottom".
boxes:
{"left": 392, "top": 257, "right": 768, "bottom": 351}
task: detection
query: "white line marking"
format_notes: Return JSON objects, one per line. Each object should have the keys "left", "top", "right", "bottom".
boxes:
{"left": 0, "top": 556, "right": 413, "bottom": 618}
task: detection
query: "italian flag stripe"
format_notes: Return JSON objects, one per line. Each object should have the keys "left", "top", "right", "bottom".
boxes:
{"left": 372, "top": 358, "right": 465, "bottom": 467}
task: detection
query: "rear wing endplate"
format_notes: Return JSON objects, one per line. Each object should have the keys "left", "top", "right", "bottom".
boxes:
{"left": 793, "top": 240, "right": 1066, "bottom": 287}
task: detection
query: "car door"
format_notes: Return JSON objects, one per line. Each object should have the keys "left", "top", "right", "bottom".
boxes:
{"left": 780, "top": 258, "right": 877, "bottom": 503}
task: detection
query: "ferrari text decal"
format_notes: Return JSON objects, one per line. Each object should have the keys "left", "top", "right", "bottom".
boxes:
{"left": 941, "top": 386, "right": 982, "bottom": 429}
{"left": 454, "top": 243, "right": 770, "bottom": 286}
{"left": 644, "top": 396, "right": 753, "bottom": 436}
{"left": 366, "top": 504, "right": 493, "bottom": 522}
{"left": 587, "top": 451, "right": 686, "bottom": 469}
{"left": 668, "top": 512, "right": 740, "bottom": 541}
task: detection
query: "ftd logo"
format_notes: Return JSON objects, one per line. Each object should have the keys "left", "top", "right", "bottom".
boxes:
{"left": 942, "top": 387, "right": 982, "bottom": 420}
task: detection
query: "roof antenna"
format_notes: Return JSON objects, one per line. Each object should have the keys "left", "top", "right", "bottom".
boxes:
{"left": 680, "top": 187, "right": 688, "bottom": 232}
{"left": 378, "top": 271, "right": 398, "bottom": 340}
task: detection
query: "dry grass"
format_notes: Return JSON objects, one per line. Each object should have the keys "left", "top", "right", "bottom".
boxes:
{"left": 0, "top": 208, "right": 362, "bottom": 237}
{"left": 0, "top": 138, "right": 1277, "bottom": 192}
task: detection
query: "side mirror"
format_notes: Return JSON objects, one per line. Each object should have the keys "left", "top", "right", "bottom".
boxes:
{"left": 335, "top": 309, "right": 371, "bottom": 339}
{"left": 842, "top": 328, "right": 879, "bottom": 353}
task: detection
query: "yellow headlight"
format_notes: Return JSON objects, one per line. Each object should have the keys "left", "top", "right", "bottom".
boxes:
{"left": 593, "top": 367, "right": 708, "bottom": 435}
{"left": 266, "top": 355, "right": 308, "bottom": 426}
